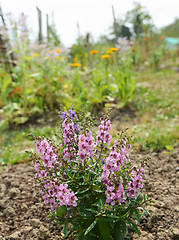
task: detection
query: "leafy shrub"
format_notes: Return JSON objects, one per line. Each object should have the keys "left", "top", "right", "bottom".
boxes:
{"left": 30, "top": 110, "right": 149, "bottom": 239}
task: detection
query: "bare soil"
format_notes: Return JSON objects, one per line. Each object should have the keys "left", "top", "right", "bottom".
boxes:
{"left": 0, "top": 146, "right": 179, "bottom": 240}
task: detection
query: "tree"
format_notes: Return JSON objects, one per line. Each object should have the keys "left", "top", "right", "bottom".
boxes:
{"left": 120, "top": 25, "right": 132, "bottom": 39}
{"left": 126, "top": 2, "right": 154, "bottom": 38}
{"left": 48, "top": 23, "right": 60, "bottom": 46}
{"left": 160, "top": 18, "right": 179, "bottom": 38}
{"left": 110, "top": 19, "right": 132, "bottom": 41}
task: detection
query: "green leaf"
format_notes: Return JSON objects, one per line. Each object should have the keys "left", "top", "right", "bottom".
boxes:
{"left": 127, "top": 221, "right": 140, "bottom": 236}
{"left": 165, "top": 145, "right": 174, "bottom": 152}
{"left": 56, "top": 205, "right": 67, "bottom": 217}
{"left": 138, "top": 207, "right": 149, "bottom": 217}
{"left": 128, "top": 208, "right": 135, "bottom": 218}
{"left": 134, "top": 209, "right": 140, "bottom": 224}
{"left": 29, "top": 72, "right": 41, "bottom": 78}
{"left": 85, "top": 208, "right": 97, "bottom": 214}
{"left": 76, "top": 187, "right": 90, "bottom": 195}
{"left": 114, "top": 221, "right": 126, "bottom": 240}
{"left": 97, "top": 220, "right": 112, "bottom": 240}
{"left": 84, "top": 220, "right": 97, "bottom": 236}
{"left": 0, "top": 119, "right": 9, "bottom": 131}
{"left": 30, "top": 106, "right": 42, "bottom": 115}
{"left": 121, "top": 220, "right": 127, "bottom": 236}
{"left": 64, "top": 222, "right": 70, "bottom": 238}
{"left": 99, "top": 215, "right": 120, "bottom": 220}
{"left": 13, "top": 117, "right": 28, "bottom": 124}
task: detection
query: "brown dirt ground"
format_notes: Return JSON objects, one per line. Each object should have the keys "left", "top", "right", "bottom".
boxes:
{"left": 0, "top": 146, "right": 179, "bottom": 240}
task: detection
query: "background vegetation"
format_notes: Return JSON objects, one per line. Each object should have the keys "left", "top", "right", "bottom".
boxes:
{"left": 0, "top": 2, "right": 179, "bottom": 164}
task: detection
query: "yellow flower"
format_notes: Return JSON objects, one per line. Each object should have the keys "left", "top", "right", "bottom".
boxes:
{"left": 46, "top": 56, "right": 50, "bottom": 60}
{"left": 90, "top": 50, "right": 99, "bottom": 55}
{"left": 72, "top": 62, "right": 81, "bottom": 67}
{"left": 56, "top": 49, "right": 60, "bottom": 53}
{"left": 101, "top": 54, "right": 110, "bottom": 59}
{"left": 73, "top": 57, "right": 78, "bottom": 62}
{"left": 1, "top": 73, "right": 6, "bottom": 78}
{"left": 110, "top": 47, "right": 119, "bottom": 52}
{"left": 32, "top": 53, "right": 39, "bottom": 57}
{"left": 56, "top": 56, "right": 62, "bottom": 60}
{"left": 107, "top": 50, "right": 113, "bottom": 54}
{"left": 63, "top": 84, "right": 68, "bottom": 89}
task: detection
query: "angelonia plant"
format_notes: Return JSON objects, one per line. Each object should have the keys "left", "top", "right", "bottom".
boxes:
{"left": 30, "top": 109, "right": 149, "bottom": 240}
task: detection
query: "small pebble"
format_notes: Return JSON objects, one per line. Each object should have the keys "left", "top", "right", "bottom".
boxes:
{"left": 31, "top": 218, "right": 41, "bottom": 228}
{"left": 0, "top": 199, "right": 6, "bottom": 210}
{"left": 171, "top": 227, "right": 179, "bottom": 240}
{"left": 3, "top": 206, "right": 15, "bottom": 217}
{"left": 8, "top": 230, "right": 21, "bottom": 240}
{"left": 8, "top": 187, "right": 20, "bottom": 198}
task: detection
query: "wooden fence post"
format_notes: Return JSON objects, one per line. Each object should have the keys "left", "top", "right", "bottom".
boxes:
{"left": 37, "top": 7, "right": 43, "bottom": 44}
{"left": 46, "top": 14, "right": 49, "bottom": 42}
{"left": 0, "top": 5, "right": 16, "bottom": 75}
{"left": 112, "top": 5, "right": 118, "bottom": 44}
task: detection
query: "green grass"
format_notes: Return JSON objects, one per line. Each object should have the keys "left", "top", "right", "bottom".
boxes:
{"left": 1, "top": 69, "right": 179, "bottom": 164}
{"left": 0, "top": 124, "right": 60, "bottom": 165}
{"left": 129, "top": 69, "right": 179, "bottom": 151}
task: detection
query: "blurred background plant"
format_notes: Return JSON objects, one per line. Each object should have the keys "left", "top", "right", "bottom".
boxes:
{"left": 0, "top": 2, "right": 178, "bottom": 162}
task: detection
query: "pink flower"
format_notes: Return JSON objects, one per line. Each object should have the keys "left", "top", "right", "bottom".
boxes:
{"left": 78, "top": 131, "right": 95, "bottom": 162}
{"left": 96, "top": 118, "right": 112, "bottom": 146}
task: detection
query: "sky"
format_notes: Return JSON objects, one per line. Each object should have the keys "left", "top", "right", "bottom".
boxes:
{"left": 1, "top": 0, "right": 179, "bottom": 47}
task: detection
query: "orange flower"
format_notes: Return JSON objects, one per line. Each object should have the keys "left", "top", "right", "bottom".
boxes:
{"left": 132, "top": 48, "right": 136, "bottom": 53}
{"left": 110, "top": 47, "right": 119, "bottom": 52}
{"left": 59, "top": 76, "right": 64, "bottom": 81}
{"left": 14, "top": 89, "right": 17, "bottom": 93}
{"left": 160, "top": 36, "right": 165, "bottom": 41}
{"left": 56, "top": 49, "right": 60, "bottom": 53}
{"left": 17, "top": 86, "right": 22, "bottom": 91}
{"left": 101, "top": 54, "right": 110, "bottom": 59}
{"left": 145, "top": 36, "right": 150, "bottom": 41}
{"left": 90, "top": 50, "right": 99, "bottom": 55}
{"left": 72, "top": 62, "right": 81, "bottom": 67}
{"left": 1, "top": 73, "right": 6, "bottom": 77}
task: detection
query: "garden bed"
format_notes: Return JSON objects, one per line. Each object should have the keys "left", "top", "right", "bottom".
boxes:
{"left": 0, "top": 147, "right": 179, "bottom": 240}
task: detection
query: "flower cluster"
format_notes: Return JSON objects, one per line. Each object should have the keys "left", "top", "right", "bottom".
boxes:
{"left": 35, "top": 139, "right": 59, "bottom": 174}
{"left": 61, "top": 109, "right": 78, "bottom": 121}
{"left": 61, "top": 109, "right": 82, "bottom": 162}
{"left": 62, "top": 119, "right": 77, "bottom": 162}
{"left": 102, "top": 137, "right": 145, "bottom": 206}
{"left": 35, "top": 138, "right": 78, "bottom": 212}
{"left": 102, "top": 140, "right": 129, "bottom": 206}
{"left": 96, "top": 118, "right": 112, "bottom": 145}
{"left": 61, "top": 109, "right": 80, "bottom": 133}
{"left": 63, "top": 120, "right": 77, "bottom": 145}
{"left": 32, "top": 110, "right": 147, "bottom": 232}
{"left": 127, "top": 165, "right": 146, "bottom": 199}
{"left": 41, "top": 181, "right": 78, "bottom": 211}
{"left": 57, "top": 183, "right": 78, "bottom": 207}
{"left": 14, "top": 86, "right": 22, "bottom": 93}
{"left": 78, "top": 131, "right": 95, "bottom": 162}
{"left": 105, "top": 184, "right": 125, "bottom": 206}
